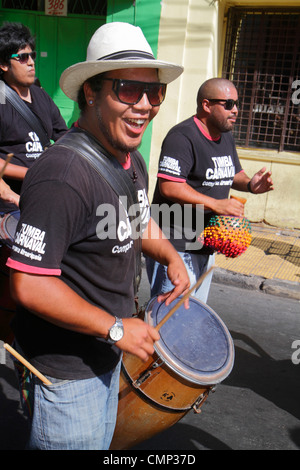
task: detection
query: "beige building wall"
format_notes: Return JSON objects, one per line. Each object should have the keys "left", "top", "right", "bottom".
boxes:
{"left": 149, "top": 0, "right": 300, "bottom": 230}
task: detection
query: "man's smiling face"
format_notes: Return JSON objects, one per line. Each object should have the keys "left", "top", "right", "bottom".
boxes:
{"left": 93, "top": 68, "right": 161, "bottom": 158}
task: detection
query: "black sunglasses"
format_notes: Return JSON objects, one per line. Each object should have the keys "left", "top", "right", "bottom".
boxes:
{"left": 10, "top": 51, "right": 37, "bottom": 64}
{"left": 101, "top": 78, "right": 167, "bottom": 106}
{"left": 207, "top": 99, "right": 239, "bottom": 110}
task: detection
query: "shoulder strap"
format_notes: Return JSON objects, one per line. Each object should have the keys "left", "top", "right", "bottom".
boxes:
{"left": 0, "top": 82, "right": 51, "bottom": 149}
{"left": 130, "top": 150, "right": 148, "bottom": 182}
{"left": 57, "top": 127, "right": 142, "bottom": 294}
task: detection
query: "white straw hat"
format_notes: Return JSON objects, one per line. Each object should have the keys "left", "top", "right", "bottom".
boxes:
{"left": 60, "top": 22, "right": 184, "bottom": 102}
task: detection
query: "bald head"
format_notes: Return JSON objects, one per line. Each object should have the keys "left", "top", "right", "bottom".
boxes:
{"left": 197, "top": 78, "right": 237, "bottom": 111}
{"left": 195, "top": 78, "right": 239, "bottom": 137}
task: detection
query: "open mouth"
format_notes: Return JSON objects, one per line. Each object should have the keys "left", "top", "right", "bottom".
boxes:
{"left": 126, "top": 118, "right": 146, "bottom": 129}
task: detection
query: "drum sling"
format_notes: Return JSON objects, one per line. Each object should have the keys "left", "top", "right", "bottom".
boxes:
{"left": 0, "top": 82, "right": 51, "bottom": 149}
{"left": 56, "top": 127, "right": 142, "bottom": 295}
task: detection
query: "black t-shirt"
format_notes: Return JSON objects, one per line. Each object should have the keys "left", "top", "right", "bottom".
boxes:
{"left": 0, "top": 82, "right": 67, "bottom": 213}
{"left": 7, "top": 130, "right": 150, "bottom": 379}
{"left": 152, "top": 116, "right": 243, "bottom": 252}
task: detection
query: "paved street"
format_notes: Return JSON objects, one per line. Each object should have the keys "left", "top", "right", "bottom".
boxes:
{"left": 134, "top": 280, "right": 300, "bottom": 451}
{"left": 1, "top": 277, "right": 299, "bottom": 451}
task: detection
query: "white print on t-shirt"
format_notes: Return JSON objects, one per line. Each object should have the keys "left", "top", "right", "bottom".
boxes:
{"left": 96, "top": 191, "right": 150, "bottom": 253}
{"left": 205, "top": 155, "right": 235, "bottom": 183}
{"left": 112, "top": 240, "right": 134, "bottom": 254}
{"left": 137, "top": 188, "right": 150, "bottom": 230}
{"left": 12, "top": 223, "right": 46, "bottom": 260}
{"left": 26, "top": 132, "right": 43, "bottom": 159}
{"left": 160, "top": 155, "right": 181, "bottom": 176}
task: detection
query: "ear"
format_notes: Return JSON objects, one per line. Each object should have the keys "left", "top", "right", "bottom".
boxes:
{"left": 0, "top": 64, "right": 9, "bottom": 74}
{"left": 201, "top": 99, "right": 211, "bottom": 114}
{"left": 83, "top": 81, "right": 96, "bottom": 106}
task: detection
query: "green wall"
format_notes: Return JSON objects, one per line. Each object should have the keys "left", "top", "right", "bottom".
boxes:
{"left": 0, "top": 0, "right": 162, "bottom": 166}
{"left": 0, "top": 9, "right": 103, "bottom": 126}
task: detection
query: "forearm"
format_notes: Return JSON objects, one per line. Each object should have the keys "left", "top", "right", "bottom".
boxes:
{"left": 159, "top": 179, "right": 216, "bottom": 211}
{"left": 142, "top": 217, "right": 177, "bottom": 266}
{"left": 10, "top": 269, "right": 160, "bottom": 362}
{"left": 2, "top": 162, "right": 28, "bottom": 180}
{"left": 159, "top": 179, "right": 244, "bottom": 216}
{"left": 231, "top": 170, "right": 251, "bottom": 192}
{"left": 142, "top": 218, "right": 190, "bottom": 304}
{"left": 10, "top": 270, "right": 114, "bottom": 338}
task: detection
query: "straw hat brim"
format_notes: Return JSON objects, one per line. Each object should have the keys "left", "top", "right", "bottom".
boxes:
{"left": 59, "top": 59, "right": 184, "bottom": 102}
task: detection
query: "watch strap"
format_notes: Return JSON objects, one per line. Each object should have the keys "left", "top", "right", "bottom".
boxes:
{"left": 107, "top": 316, "right": 124, "bottom": 344}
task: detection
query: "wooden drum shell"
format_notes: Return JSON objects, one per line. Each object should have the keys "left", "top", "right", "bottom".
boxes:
{"left": 110, "top": 296, "right": 234, "bottom": 450}
{"left": 110, "top": 351, "right": 211, "bottom": 450}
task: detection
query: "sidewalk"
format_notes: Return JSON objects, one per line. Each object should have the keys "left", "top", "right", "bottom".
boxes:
{"left": 213, "top": 222, "right": 300, "bottom": 300}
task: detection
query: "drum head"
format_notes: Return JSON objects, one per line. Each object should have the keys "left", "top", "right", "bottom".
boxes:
{"left": 145, "top": 296, "right": 234, "bottom": 385}
{"left": 0, "top": 211, "right": 19, "bottom": 248}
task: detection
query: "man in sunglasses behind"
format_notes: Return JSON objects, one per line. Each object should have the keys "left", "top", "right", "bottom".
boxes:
{"left": 7, "top": 22, "right": 189, "bottom": 449}
{"left": 147, "top": 77, "right": 274, "bottom": 304}
{"left": 0, "top": 22, "right": 67, "bottom": 216}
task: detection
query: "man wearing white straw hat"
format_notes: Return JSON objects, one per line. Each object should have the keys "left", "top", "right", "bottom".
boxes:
{"left": 6, "top": 22, "right": 189, "bottom": 450}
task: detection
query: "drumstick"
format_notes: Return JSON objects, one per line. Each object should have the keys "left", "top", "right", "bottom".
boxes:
{"left": 155, "top": 265, "right": 215, "bottom": 331}
{"left": 0, "top": 153, "right": 13, "bottom": 180}
{"left": 3, "top": 343, "right": 52, "bottom": 385}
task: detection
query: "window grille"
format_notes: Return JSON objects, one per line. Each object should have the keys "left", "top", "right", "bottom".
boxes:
{"left": 2, "top": 0, "right": 40, "bottom": 8}
{"left": 68, "top": 0, "right": 106, "bottom": 15}
{"left": 2, "top": 0, "right": 107, "bottom": 15}
{"left": 222, "top": 8, "right": 300, "bottom": 153}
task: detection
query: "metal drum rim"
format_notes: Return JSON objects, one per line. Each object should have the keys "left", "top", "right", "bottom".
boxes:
{"left": 145, "top": 295, "right": 235, "bottom": 385}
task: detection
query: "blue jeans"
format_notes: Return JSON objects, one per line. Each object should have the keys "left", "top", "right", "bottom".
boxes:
{"left": 15, "top": 360, "right": 121, "bottom": 450}
{"left": 146, "top": 251, "right": 215, "bottom": 304}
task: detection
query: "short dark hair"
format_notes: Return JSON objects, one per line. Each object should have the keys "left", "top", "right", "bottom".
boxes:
{"left": 0, "top": 22, "right": 35, "bottom": 65}
{"left": 77, "top": 73, "right": 105, "bottom": 112}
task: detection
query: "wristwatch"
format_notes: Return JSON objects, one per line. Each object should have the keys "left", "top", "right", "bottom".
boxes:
{"left": 107, "top": 317, "right": 124, "bottom": 344}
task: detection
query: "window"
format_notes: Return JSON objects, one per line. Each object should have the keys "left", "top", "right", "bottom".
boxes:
{"left": 222, "top": 8, "right": 300, "bottom": 152}
{"left": 2, "top": 0, "right": 107, "bottom": 15}
{"left": 68, "top": 0, "right": 106, "bottom": 15}
{"left": 2, "top": 0, "right": 41, "bottom": 8}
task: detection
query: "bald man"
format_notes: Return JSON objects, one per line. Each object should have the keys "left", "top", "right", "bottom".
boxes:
{"left": 146, "top": 77, "right": 274, "bottom": 303}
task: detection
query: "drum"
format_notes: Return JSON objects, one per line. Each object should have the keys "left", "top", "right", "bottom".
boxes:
{"left": 0, "top": 211, "right": 19, "bottom": 343}
{"left": 110, "top": 295, "right": 235, "bottom": 450}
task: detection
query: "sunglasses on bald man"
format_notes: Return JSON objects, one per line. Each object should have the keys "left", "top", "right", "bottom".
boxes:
{"left": 207, "top": 98, "right": 239, "bottom": 110}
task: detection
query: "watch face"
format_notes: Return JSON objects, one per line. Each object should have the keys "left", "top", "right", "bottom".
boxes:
{"left": 110, "top": 324, "right": 123, "bottom": 342}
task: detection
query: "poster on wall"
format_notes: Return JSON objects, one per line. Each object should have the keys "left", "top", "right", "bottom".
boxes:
{"left": 45, "top": 0, "right": 68, "bottom": 16}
